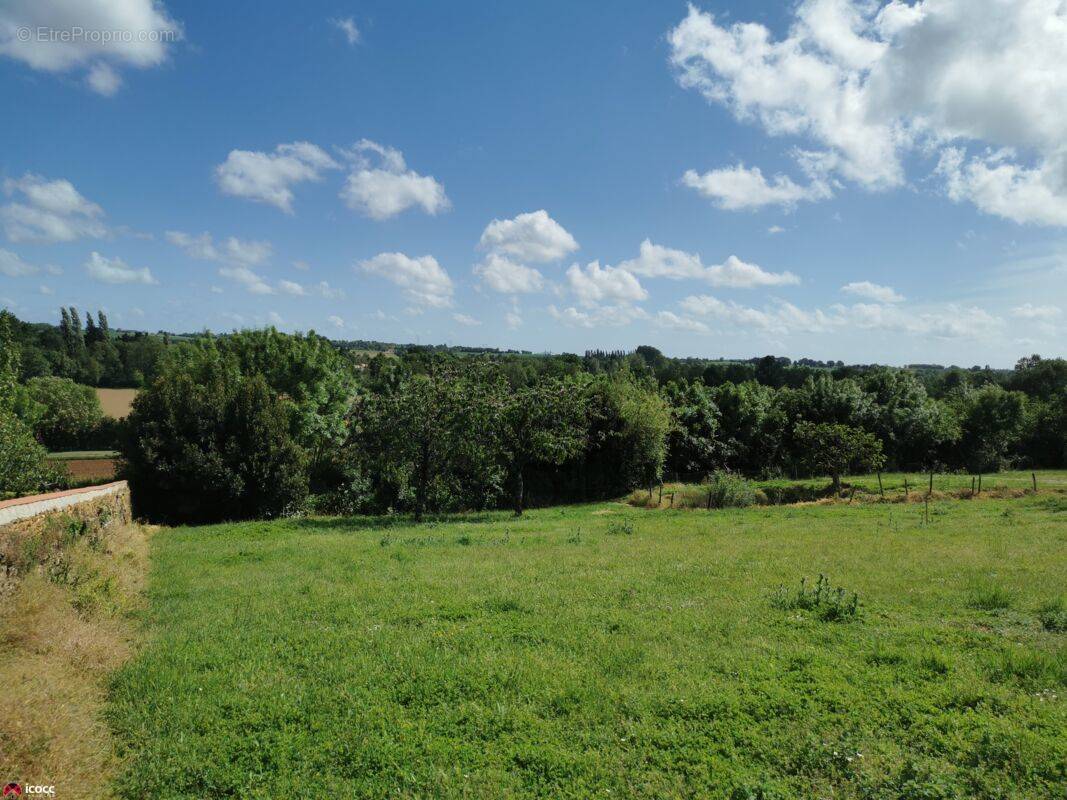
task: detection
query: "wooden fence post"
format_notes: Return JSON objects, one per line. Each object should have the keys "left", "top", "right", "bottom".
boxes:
{"left": 877, "top": 471, "right": 885, "bottom": 500}
{"left": 977, "top": 474, "right": 982, "bottom": 496}
{"left": 903, "top": 476, "right": 909, "bottom": 499}
{"left": 1032, "top": 472, "right": 1038, "bottom": 493}
{"left": 928, "top": 472, "right": 934, "bottom": 496}
{"left": 971, "top": 476, "right": 976, "bottom": 497}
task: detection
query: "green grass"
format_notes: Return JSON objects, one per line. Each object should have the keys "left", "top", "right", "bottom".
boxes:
{"left": 46, "top": 450, "right": 119, "bottom": 460}
{"left": 110, "top": 496, "right": 1067, "bottom": 798}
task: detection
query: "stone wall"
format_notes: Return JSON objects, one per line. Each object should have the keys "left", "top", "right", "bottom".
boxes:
{"left": 0, "top": 481, "right": 132, "bottom": 596}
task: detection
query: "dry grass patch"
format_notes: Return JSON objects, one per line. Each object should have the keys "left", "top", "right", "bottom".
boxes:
{"left": 0, "top": 522, "right": 149, "bottom": 798}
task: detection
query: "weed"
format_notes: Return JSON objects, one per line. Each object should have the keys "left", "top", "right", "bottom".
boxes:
{"left": 968, "top": 582, "right": 1014, "bottom": 611}
{"left": 606, "top": 519, "right": 635, "bottom": 536}
{"left": 772, "top": 574, "right": 860, "bottom": 621}
{"left": 1036, "top": 598, "right": 1066, "bottom": 632}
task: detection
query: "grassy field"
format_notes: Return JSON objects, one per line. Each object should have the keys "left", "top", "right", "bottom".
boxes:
{"left": 109, "top": 490, "right": 1066, "bottom": 798}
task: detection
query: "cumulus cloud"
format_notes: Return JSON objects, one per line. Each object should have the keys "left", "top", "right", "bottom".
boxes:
{"left": 655, "top": 310, "right": 711, "bottom": 334}
{"left": 330, "top": 17, "right": 360, "bottom": 45}
{"left": 841, "top": 280, "right": 904, "bottom": 303}
{"left": 0, "top": 0, "right": 182, "bottom": 94}
{"left": 278, "top": 279, "right": 305, "bottom": 296}
{"left": 548, "top": 303, "right": 649, "bottom": 329}
{"left": 478, "top": 210, "right": 579, "bottom": 263}
{"left": 85, "top": 251, "right": 156, "bottom": 285}
{"left": 340, "top": 139, "right": 449, "bottom": 220}
{"left": 679, "top": 292, "right": 1002, "bottom": 340}
{"left": 327, "top": 315, "right": 345, "bottom": 329}
{"left": 1011, "top": 303, "right": 1061, "bottom": 320}
{"left": 1, "top": 174, "right": 107, "bottom": 243}
{"left": 668, "top": 1, "right": 1067, "bottom": 225}
{"left": 473, "top": 253, "right": 544, "bottom": 294}
{"left": 165, "top": 230, "right": 272, "bottom": 266}
{"left": 473, "top": 210, "right": 576, "bottom": 294}
{"left": 215, "top": 142, "right": 339, "bottom": 213}
{"left": 681, "top": 165, "right": 832, "bottom": 211}
{"left": 618, "top": 239, "right": 800, "bottom": 288}
{"left": 219, "top": 265, "right": 274, "bottom": 295}
{"left": 565, "top": 261, "right": 648, "bottom": 306}
{"left": 452, "top": 313, "right": 481, "bottom": 326}
{"left": 316, "top": 281, "right": 345, "bottom": 300}
{"left": 359, "top": 251, "right": 454, "bottom": 308}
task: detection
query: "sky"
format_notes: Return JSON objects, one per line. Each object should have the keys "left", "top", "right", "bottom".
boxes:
{"left": 1, "top": 0, "right": 1066, "bottom": 367}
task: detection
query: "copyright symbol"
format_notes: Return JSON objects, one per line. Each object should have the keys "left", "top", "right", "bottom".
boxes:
{"left": 16, "top": 26, "right": 32, "bottom": 42}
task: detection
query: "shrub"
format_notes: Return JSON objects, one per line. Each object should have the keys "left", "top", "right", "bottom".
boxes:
{"left": 24, "top": 376, "right": 105, "bottom": 450}
{"left": 124, "top": 364, "right": 307, "bottom": 524}
{"left": 0, "top": 409, "right": 63, "bottom": 498}
{"left": 704, "top": 471, "right": 756, "bottom": 509}
{"left": 772, "top": 574, "right": 860, "bottom": 622}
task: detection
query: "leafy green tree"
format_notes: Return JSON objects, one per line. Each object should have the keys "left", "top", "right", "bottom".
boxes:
{"left": 25, "top": 376, "right": 104, "bottom": 450}
{"left": 794, "top": 421, "right": 885, "bottom": 494}
{"left": 711, "top": 381, "right": 786, "bottom": 476}
{"left": 123, "top": 357, "right": 307, "bottom": 524}
{"left": 663, "top": 380, "right": 723, "bottom": 480}
{"left": 949, "top": 384, "right": 1026, "bottom": 472}
{"left": 496, "top": 375, "right": 590, "bottom": 515}
{"left": 0, "top": 410, "right": 61, "bottom": 498}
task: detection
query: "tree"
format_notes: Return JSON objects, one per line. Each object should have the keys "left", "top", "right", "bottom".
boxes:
{"left": 24, "top": 376, "right": 104, "bottom": 450}
{"left": 497, "top": 375, "right": 590, "bottom": 515}
{"left": 0, "top": 410, "right": 61, "bottom": 498}
{"left": 350, "top": 359, "right": 490, "bottom": 521}
{"left": 949, "top": 384, "right": 1026, "bottom": 472}
{"left": 123, "top": 357, "right": 307, "bottom": 524}
{"left": 663, "top": 380, "right": 724, "bottom": 480}
{"left": 794, "top": 421, "right": 885, "bottom": 494}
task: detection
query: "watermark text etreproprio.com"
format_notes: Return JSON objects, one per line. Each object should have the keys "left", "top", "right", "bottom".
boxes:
{"left": 16, "top": 26, "right": 178, "bottom": 44}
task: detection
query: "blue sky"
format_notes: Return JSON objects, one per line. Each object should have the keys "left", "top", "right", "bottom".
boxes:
{"left": 2, "top": 0, "right": 1065, "bottom": 366}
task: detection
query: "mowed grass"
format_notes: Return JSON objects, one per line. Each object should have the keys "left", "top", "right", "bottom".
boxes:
{"left": 110, "top": 495, "right": 1067, "bottom": 798}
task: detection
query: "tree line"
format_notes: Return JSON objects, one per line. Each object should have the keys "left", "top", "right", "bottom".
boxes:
{"left": 2, "top": 311, "right": 1065, "bottom": 520}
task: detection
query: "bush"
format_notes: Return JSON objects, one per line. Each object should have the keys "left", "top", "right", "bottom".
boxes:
{"left": 123, "top": 362, "right": 307, "bottom": 524}
{"left": 24, "top": 376, "right": 105, "bottom": 450}
{"left": 704, "top": 471, "right": 756, "bottom": 509}
{"left": 0, "top": 409, "right": 63, "bottom": 498}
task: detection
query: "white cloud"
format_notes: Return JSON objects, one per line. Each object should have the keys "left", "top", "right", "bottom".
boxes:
{"left": 327, "top": 315, "right": 345, "bottom": 329}
{"left": 679, "top": 292, "right": 1002, "bottom": 340}
{"left": 548, "top": 303, "right": 648, "bottom": 329}
{"left": 165, "top": 230, "right": 272, "bottom": 266}
{"left": 278, "top": 279, "right": 305, "bottom": 296}
{"left": 618, "top": 239, "right": 799, "bottom": 288}
{"left": 0, "top": 248, "right": 39, "bottom": 277}
{"left": 85, "top": 251, "right": 156, "bottom": 285}
{"left": 215, "top": 142, "right": 339, "bottom": 213}
{"left": 317, "top": 281, "right": 345, "bottom": 300}
{"left": 1011, "top": 303, "right": 1061, "bottom": 320}
{"left": 452, "top": 313, "right": 481, "bottom": 326}
{"left": 0, "top": 0, "right": 182, "bottom": 93}
{"left": 219, "top": 265, "right": 274, "bottom": 295}
{"left": 681, "top": 165, "right": 832, "bottom": 211}
{"left": 39, "top": 284, "right": 54, "bottom": 295}
{"left": 292, "top": 259, "right": 311, "bottom": 271}
{"left": 565, "top": 261, "right": 648, "bottom": 306}
{"left": 86, "top": 62, "right": 122, "bottom": 95}
{"left": 330, "top": 17, "right": 360, "bottom": 45}
{"left": 767, "top": 225, "right": 786, "bottom": 234}
{"left": 668, "top": 1, "right": 1067, "bottom": 225}
{"left": 655, "top": 310, "right": 711, "bottom": 334}
{"left": 1, "top": 174, "right": 107, "bottom": 243}
{"left": 339, "top": 140, "right": 449, "bottom": 220}
{"left": 473, "top": 253, "right": 544, "bottom": 294}
{"left": 267, "top": 311, "right": 284, "bottom": 326}
{"left": 505, "top": 310, "right": 523, "bottom": 329}
{"left": 841, "top": 280, "right": 904, "bottom": 303}
{"left": 478, "top": 210, "right": 579, "bottom": 263}
{"left": 938, "top": 148, "right": 1067, "bottom": 227}
{"left": 359, "top": 251, "right": 454, "bottom": 308}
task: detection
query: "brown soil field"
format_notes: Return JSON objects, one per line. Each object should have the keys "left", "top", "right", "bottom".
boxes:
{"left": 95, "top": 388, "right": 137, "bottom": 418}
{"left": 50, "top": 459, "right": 119, "bottom": 482}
